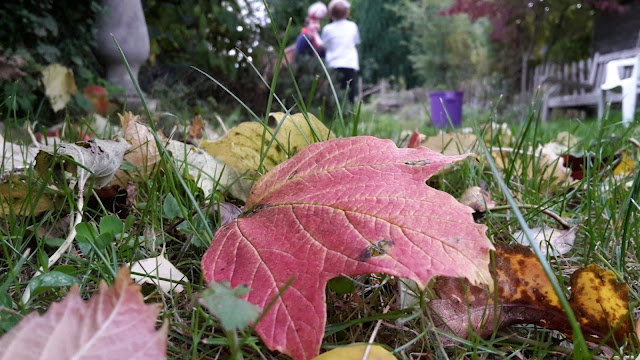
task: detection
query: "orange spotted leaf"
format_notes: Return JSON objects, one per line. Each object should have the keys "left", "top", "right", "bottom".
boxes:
{"left": 570, "top": 264, "right": 633, "bottom": 344}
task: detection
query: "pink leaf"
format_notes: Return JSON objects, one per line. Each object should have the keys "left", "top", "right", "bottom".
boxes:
{"left": 0, "top": 267, "right": 167, "bottom": 360}
{"left": 202, "top": 136, "right": 494, "bottom": 360}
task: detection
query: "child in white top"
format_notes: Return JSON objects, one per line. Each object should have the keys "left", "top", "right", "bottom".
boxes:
{"left": 320, "top": 0, "right": 360, "bottom": 103}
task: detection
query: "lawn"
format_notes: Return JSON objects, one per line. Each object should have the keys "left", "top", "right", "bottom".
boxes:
{"left": 0, "top": 62, "right": 639, "bottom": 360}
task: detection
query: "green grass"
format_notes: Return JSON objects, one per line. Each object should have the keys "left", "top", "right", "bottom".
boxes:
{"left": 1, "top": 28, "right": 640, "bottom": 360}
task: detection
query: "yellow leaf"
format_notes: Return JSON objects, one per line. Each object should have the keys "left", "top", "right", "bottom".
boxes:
{"left": 569, "top": 264, "right": 632, "bottom": 343}
{"left": 200, "top": 112, "right": 334, "bottom": 175}
{"left": 494, "top": 243, "right": 562, "bottom": 309}
{"left": 613, "top": 150, "right": 634, "bottom": 176}
{"left": 41, "top": 64, "right": 78, "bottom": 112}
{"left": 420, "top": 133, "right": 478, "bottom": 156}
{"left": 0, "top": 176, "right": 55, "bottom": 216}
{"left": 313, "top": 344, "right": 396, "bottom": 360}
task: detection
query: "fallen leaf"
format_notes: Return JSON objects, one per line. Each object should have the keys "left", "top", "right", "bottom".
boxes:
{"left": 200, "top": 281, "right": 260, "bottom": 331}
{"left": 166, "top": 140, "right": 253, "bottom": 202}
{"left": 312, "top": 343, "right": 396, "bottom": 360}
{"left": 201, "top": 136, "right": 493, "bottom": 359}
{"left": 0, "top": 267, "right": 167, "bottom": 359}
{"left": 112, "top": 112, "right": 164, "bottom": 185}
{"left": 189, "top": 114, "right": 204, "bottom": 140}
{"left": 41, "top": 64, "right": 78, "bottom": 112}
{"left": 420, "top": 132, "right": 478, "bottom": 156}
{"left": 35, "top": 138, "right": 129, "bottom": 191}
{"left": 0, "top": 134, "right": 39, "bottom": 172}
{"left": 613, "top": 150, "right": 634, "bottom": 176}
{"left": 407, "top": 129, "right": 425, "bottom": 148}
{"left": 513, "top": 226, "right": 576, "bottom": 256}
{"left": 200, "top": 112, "right": 334, "bottom": 176}
{"left": 0, "top": 174, "right": 55, "bottom": 216}
{"left": 460, "top": 122, "right": 513, "bottom": 146}
{"left": 130, "top": 254, "right": 189, "bottom": 293}
{"left": 429, "top": 243, "right": 634, "bottom": 348}
{"left": 491, "top": 146, "right": 572, "bottom": 191}
{"left": 570, "top": 264, "right": 632, "bottom": 342}
{"left": 458, "top": 186, "right": 495, "bottom": 212}
{"left": 212, "top": 202, "right": 243, "bottom": 227}
{"left": 92, "top": 182, "right": 137, "bottom": 216}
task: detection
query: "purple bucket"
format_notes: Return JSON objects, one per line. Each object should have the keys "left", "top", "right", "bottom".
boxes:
{"left": 429, "top": 91, "right": 463, "bottom": 128}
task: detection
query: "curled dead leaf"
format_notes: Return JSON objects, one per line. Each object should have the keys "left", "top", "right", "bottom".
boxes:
{"left": 491, "top": 146, "right": 573, "bottom": 191}
{"left": 458, "top": 186, "right": 495, "bottom": 212}
{"left": 513, "top": 226, "right": 576, "bottom": 256}
{"left": 112, "top": 112, "right": 165, "bottom": 185}
{"left": 35, "top": 138, "right": 129, "bottom": 191}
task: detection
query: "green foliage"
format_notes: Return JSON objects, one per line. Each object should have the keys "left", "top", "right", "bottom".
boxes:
{"left": 200, "top": 282, "right": 260, "bottom": 331}
{"left": 266, "top": 0, "right": 316, "bottom": 39}
{"left": 391, "top": 0, "right": 490, "bottom": 90}
{"left": 354, "top": 0, "right": 415, "bottom": 87}
{"left": 0, "top": 0, "right": 102, "bottom": 117}
{"left": 143, "top": 0, "right": 266, "bottom": 79}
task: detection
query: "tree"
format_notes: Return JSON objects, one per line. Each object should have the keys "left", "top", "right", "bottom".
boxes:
{"left": 391, "top": 0, "right": 490, "bottom": 90}
{"left": 442, "top": 0, "right": 629, "bottom": 93}
{"left": 143, "top": 0, "right": 267, "bottom": 79}
{"left": 354, "top": 0, "right": 415, "bottom": 87}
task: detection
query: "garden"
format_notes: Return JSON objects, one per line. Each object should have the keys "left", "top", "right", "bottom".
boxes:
{"left": 0, "top": 0, "right": 639, "bottom": 359}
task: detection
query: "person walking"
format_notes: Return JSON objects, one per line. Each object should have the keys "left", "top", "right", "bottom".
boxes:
{"left": 321, "top": 0, "right": 360, "bottom": 103}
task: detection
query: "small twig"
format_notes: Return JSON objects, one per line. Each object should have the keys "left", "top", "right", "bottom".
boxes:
{"left": 215, "top": 114, "right": 229, "bottom": 135}
{"left": 628, "top": 137, "right": 640, "bottom": 149}
{"left": 25, "top": 121, "right": 40, "bottom": 150}
{"left": 490, "top": 204, "right": 572, "bottom": 230}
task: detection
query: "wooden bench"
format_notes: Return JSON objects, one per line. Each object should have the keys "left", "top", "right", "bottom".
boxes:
{"left": 533, "top": 48, "right": 640, "bottom": 122}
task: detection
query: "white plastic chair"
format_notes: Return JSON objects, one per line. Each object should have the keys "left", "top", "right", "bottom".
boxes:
{"left": 599, "top": 54, "right": 640, "bottom": 126}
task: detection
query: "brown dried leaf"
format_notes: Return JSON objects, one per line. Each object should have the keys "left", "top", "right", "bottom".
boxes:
{"left": 430, "top": 243, "right": 634, "bottom": 348}
{"left": 113, "top": 112, "right": 165, "bottom": 185}
{"left": 188, "top": 114, "right": 204, "bottom": 140}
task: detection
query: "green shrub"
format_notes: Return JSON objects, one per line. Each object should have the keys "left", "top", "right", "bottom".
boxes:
{"left": 0, "top": 0, "right": 103, "bottom": 119}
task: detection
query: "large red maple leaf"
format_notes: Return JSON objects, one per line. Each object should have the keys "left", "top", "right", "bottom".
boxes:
{"left": 202, "top": 136, "right": 493, "bottom": 359}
